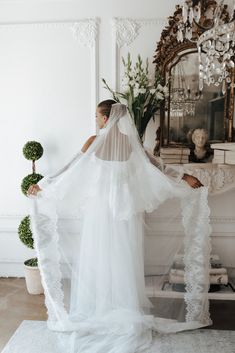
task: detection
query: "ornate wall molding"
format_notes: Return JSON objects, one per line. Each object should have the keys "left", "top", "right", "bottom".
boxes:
{"left": 145, "top": 215, "right": 235, "bottom": 224}
{"left": 1, "top": 213, "right": 235, "bottom": 222}
{"left": 112, "top": 18, "right": 141, "bottom": 48}
{"left": 1, "top": 213, "right": 235, "bottom": 234}
{"left": 112, "top": 17, "right": 166, "bottom": 48}
{"left": 0, "top": 18, "right": 100, "bottom": 132}
{"left": 111, "top": 17, "right": 166, "bottom": 91}
{"left": 70, "top": 19, "right": 99, "bottom": 48}
{"left": 146, "top": 230, "right": 235, "bottom": 238}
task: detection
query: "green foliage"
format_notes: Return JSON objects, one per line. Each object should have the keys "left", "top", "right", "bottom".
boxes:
{"left": 21, "top": 173, "right": 43, "bottom": 196}
{"left": 20, "top": 141, "right": 44, "bottom": 268}
{"left": 102, "top": 53, "right": 167, "bottom": 142}
{"left": 23, "top": 141, "right": 43, "bottom": 161}
{"left": 18, "top": 216, "right": 34, "bottom": 249}
{"left": 24, "top": 257, "right": 38, "bottom": 267}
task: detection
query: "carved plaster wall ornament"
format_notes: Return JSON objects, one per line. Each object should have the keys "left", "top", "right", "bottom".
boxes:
{"left": 70, "top": 19, "right": 99, "bottom": 48}
{"left": 112, "top": 18, "right": 165, "bottom": 48}
{"left": 112, "top": 18, "right": 141, "bottom": 48}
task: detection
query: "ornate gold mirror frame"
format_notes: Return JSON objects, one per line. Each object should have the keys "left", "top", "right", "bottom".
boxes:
{"left": 154, "top": 1, "right": 234, "bottom": 147}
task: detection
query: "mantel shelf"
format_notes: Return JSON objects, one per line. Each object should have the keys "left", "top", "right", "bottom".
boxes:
{"left": 166, "top": 163, "right": 235, "bottom": 195}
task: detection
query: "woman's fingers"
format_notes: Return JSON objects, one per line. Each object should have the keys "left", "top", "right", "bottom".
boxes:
{"left": 27, "top": 184, "right": 39, "bottom": 195}
{"left": 27, "top": 186, "right": 33, "bottom": 194}
{"left": 196, "top": 179, "right": 203, "bottom": 187}
{"left": 193, "top": 178, "right": 204, "bottom": 188}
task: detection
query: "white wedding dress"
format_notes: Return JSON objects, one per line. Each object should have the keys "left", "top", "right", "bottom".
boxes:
{"left": 28, "top": 103, "right": 212, "bottom": 353}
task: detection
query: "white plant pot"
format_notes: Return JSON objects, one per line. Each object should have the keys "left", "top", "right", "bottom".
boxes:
{"left": 24, "top": 263, "right": 44, "bottom": 295}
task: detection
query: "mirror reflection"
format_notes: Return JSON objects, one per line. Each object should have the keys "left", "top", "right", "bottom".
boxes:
{"left": 165, "top": 52, "right": 226, "bottom": 147}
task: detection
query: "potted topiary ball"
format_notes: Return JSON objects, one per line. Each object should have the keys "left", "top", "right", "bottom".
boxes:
{"left": 20, "top": 141, "right": 44, "bottom": 295}
{"left": 18, "top": 216, "right": 44, "bottom": 294}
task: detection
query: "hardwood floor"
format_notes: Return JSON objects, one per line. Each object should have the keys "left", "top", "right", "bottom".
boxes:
{"left": 1, "top": 277, "right": 235, "bottom": 352}
{"left": 0, "top": 278, "right": 47, "bottom": 352}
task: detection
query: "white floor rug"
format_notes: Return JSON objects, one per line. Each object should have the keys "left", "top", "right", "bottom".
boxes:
{"left": 1, "top": 320, "right": 235, "bottom": 353}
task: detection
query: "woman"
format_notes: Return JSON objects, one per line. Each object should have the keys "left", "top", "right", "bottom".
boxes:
{"left": 27, "top": 101, "right": 211, "bottom": 353}
{"left": 28, "top": 100, "right": 202, "bottom": 196}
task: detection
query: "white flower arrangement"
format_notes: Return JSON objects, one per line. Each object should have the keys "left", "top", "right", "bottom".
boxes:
{"left": 102, "top": 53, "right": 167, "bottom": 141}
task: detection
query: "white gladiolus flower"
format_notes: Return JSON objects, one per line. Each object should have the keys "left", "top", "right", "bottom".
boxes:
{"left": 163, "top": 86, "right": 169, "bottom": 94}
{"left": 133, "top": 88, "right": 139, "bottom": 96}
{"left": 157, "top": 83, "right": 164, "bottom": 91}
{"left": 156, "top": 92, "right": 164, "bottom": 100}
{"left": 102, "top": 53, "right": 165, "bottom": 142}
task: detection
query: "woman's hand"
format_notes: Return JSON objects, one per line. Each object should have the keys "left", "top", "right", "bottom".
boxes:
{"left": 27, "top": 184, "right": 42, "bottom": 196}
{"left": 182, "top": 173, "right": 203, "bottom": 188}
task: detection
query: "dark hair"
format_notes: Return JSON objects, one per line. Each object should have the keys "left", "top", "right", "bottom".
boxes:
{"left": 97, "top": 99, "right": 117, "bottom": 118}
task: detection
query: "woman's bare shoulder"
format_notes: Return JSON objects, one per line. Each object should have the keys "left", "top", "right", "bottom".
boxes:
{"left": 81, "top": 135, "right": 97, "bottom": 152}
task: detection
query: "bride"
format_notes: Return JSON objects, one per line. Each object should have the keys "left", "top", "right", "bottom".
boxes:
{"left": 27, "top": 101, "right": 212, "bottom": 353}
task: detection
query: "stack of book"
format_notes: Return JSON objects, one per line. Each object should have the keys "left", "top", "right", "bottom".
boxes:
{"left": 160, "top": 147, "right": 190, "bottom": 164}
{"left": 211, "top": 142, "right": 235, "bottom": 165}
{"left": 169, "top": 254, "right": 228, "bottom": 287}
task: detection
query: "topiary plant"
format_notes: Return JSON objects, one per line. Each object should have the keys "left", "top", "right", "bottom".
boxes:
{"left": 18, "top": 215, "right": 34, "bottom": 249}
{"left": 23, "top": 141, "right": 43, "bottom": 161}
{"left": 21, "top": 173, "right": 43, "bottom": 196}
{"left": 24, "top": 257, "right": 38, "bottom": 267}
{"left": 20, "top": 140, "right": 44, "bottom": 271}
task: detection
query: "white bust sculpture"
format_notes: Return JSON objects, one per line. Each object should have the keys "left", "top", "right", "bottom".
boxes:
{"left": 191, "top": 128, "right": 208, "bottom": 160}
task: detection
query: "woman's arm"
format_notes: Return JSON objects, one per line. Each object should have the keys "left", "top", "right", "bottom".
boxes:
{"left": 27, "top": 135, "right": 97, "bottom": 196}
{"left": 144, "top": 147, "right": 203, "bottom": 189}
{"left": 181, "top": 173, "right": 203, "bottom": 188}
{"left": 81, "top": 135, "right": 96, "bottom": 153}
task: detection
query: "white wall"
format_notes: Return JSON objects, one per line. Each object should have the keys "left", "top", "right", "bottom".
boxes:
{"left": 0, "top": 0, "right": 234, "bottom": 276}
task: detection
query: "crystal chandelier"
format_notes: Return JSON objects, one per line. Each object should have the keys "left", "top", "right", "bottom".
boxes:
{"left": 170, "top": 61, "right": 202, "bottom": 117}
{"left": 177, "top": 0, "right": 235, "bottom": 91}
{"left": 198, "top": 11, "right": 235, "bottom": 92}
{"left": 177, "top": 0, "right": 202, "bottom": 42}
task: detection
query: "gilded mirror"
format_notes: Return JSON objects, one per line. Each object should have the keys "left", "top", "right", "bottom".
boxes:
{"left": 153, "top": 1, "right": 234, "bottom": 151}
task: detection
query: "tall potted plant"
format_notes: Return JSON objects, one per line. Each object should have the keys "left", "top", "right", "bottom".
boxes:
{"left": 19, "top": 141, "right": 44, "bottom": 294}
{"left": 102, "top": 53, "right": 168, "bottom": 142}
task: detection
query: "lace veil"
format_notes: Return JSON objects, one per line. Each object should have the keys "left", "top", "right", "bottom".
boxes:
{"left": 28, "top": 103, "right": 212, "bottom": 352}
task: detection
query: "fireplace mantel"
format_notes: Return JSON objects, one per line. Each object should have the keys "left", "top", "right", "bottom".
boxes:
{"left": 171, "top": 163, "right": 235, "bottom": 195}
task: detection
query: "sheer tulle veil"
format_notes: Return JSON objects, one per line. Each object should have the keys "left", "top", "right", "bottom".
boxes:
{"left": 28, "top": 103, "right": 212, "bottom": 353}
